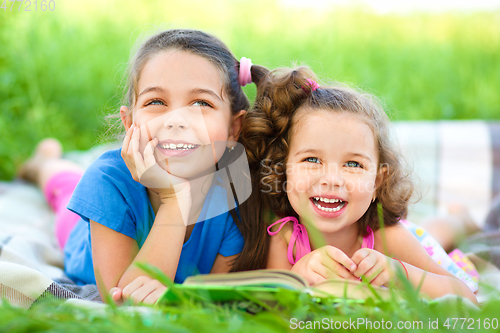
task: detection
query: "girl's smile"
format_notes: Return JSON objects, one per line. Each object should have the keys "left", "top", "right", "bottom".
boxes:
{"left": 156, "top": 139, "right": 201, "bottom": 158}
{"left": 310, "top": 196, "right": 347, "bottom": 218}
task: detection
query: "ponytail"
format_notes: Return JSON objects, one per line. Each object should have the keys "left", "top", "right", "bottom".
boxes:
{"left": 232, "top": 67, "right": 317, "bottom": 271}
{"left": 230, "top": 61, "right": 272, "bottom": 271}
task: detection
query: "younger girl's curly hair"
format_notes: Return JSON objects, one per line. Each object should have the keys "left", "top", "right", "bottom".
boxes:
{"left": 241, "top": 66, "right": 414, "bottom": 239}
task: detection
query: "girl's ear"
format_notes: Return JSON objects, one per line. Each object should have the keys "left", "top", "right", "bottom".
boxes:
{"left": 228, "top": 110, "right": 246, "bottom": 143}
{"left": 120, "top": 106, "right": 133, "bottom": 130}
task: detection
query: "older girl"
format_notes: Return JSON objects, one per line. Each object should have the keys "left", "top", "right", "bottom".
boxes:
{"left": 19, "top": 29, "right": 267, "bottom": 304}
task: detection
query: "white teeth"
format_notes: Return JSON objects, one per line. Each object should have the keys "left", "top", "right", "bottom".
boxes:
{"left": 313, "top": 200, "right": 345, "bottom": 212}
{"left": 312, "top": 197, "right": 345, "bottom": 212}
{"left": 314, "top": 197, "right": 340, "bottom": 203}
{"left": 159, "top": 143, "right": 198, "bottom": 150}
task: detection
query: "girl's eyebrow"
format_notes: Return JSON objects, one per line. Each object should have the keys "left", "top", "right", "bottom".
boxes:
{"left": 138, "top": 86, "right": 222, "bottom": 102}
{"left": 347, "top": 153, "right": 372, "bottom": 162}
{"left": 138, "top": 86, "right": 165, "bottom": 97}
{"left": 295, "top": 148, "right": 321, "bottom": 156}
{"left": 190, "top": 88, "right": 222, "bottom": 101}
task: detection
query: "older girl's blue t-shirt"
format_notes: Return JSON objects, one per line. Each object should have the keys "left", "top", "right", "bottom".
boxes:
{"left": 65, "top": 148, "right": 244, "bottom": 285}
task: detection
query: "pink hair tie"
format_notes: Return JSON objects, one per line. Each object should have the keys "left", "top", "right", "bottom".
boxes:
{"left": 302, "top": 78, "right": 319, "bottom": 93}
{"left": 238, "top": 57, "right": 253, "bottom": 87}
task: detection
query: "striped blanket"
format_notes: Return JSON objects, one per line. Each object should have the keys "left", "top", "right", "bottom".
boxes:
{"left": 394, "top": 121, "right": 500, "bottom": 227}
{"left": 1, "top": 121, "right": 500, "bottom": 308}
{"left": 0, "top": 181, "right": 101, "bottom": 308}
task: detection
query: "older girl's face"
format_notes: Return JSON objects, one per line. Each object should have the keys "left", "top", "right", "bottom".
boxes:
{"left": 285, "top": 108, "right": 380, "bottom": 236}
{"left": 123, "top": 50, "right": 242, "bottom": 179}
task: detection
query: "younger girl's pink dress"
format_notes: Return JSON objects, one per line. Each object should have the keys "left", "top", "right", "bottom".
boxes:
{"left": 267, "top": 216, "right": 374, "bottom": 265}
{"left": 267, "top": 216, "right": 478, "bottom": 292}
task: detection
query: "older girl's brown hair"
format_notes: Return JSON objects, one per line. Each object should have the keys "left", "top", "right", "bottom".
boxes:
{"left": 241, "top": 66, "right": 414, "bottom": 241}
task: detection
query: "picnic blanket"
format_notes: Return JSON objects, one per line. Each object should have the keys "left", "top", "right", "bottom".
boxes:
{"left": 394, "top": 121, "right": 500, "bottom": 226}
{"left": 0, "top": 181, "right": 101, "bottom": 308}
{"left": 461, "top": 193, "right": 500, "bottom": 269}
{"left": 0, "top": 144, "right": 114, "bottom": 309}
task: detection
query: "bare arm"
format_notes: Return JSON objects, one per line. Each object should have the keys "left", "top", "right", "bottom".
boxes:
{"left": 90, "top": 198, "right": 186, "bottom": 299}
{"left": 90, "top": 220, "right": 138, "bottom": 299}
{"left": 376, "top": 224, "right": 478, "bottom": 304}
{"left": 210, "top": 254, "right": 239, "bottom": 273}
{"left": 266, "top": 231, "right": 293, "bottom": 270}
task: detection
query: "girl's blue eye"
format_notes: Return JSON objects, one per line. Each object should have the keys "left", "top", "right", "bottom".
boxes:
{"left": 305, "top": 157, "right": 320, "bottom": 164}
{"left": 345, "top": 161, "right": 361, "bottom": 168}
{"left": 193, "top": 100, "right": 211, "bottom": 107}
{"left": 147, "top": 99, "right": 165, "bottom": 106}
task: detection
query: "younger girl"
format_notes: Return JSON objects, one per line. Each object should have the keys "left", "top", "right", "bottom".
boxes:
{"left": 19, "top": 29, "right": 267, "bottom": 304}
{"left": 242, "top": 67, "right": 477, "bottom": 303}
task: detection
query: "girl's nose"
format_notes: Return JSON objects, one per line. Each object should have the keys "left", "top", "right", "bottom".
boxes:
{"left": 163, "top": 110, "right": 190, "bottom": 130}
{"left": 319, "top": 166, "right": 345, "bottom": 188}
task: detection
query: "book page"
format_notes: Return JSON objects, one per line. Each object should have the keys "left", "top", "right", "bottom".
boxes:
{"left": 309, "top": 279, "right": 393, "bottom": 300}
{"left": 183, "top": 269, "right": 308, "bottom": 290}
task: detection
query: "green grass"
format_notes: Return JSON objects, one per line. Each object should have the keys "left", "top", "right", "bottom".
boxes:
{"left": 2, "top": 261, "right": 500, "bottom": 333}
{"left": 1, "top": 1, "right": 499, "bottom": 180}
{"left": 1, "top": 296, "right": 496, "bottom": 333}
{"left": 2, "top": 266, "right": 500, "bottom": 333}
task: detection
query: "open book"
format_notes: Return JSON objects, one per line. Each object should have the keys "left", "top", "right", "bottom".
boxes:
{"left": 156, "top": 269, "right": 396, "bottom": 306}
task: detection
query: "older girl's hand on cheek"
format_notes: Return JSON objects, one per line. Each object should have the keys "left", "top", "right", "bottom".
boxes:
{"left": 291, "top": 245, "right": 358, "bottom": 285}
{"left": 351, "top": 249, "right": 400, "bottom": 287}
{"left": 121, "top": 125, "right": 192, "bottom": 219}
{"left": 121, "top": 125, "right": 179, "bottom": 189}
{"left": 121, "top": 124, "right": 141, "bottom": 181}
{"left": 109, "top": 276, "right": 167, "bottom": 305}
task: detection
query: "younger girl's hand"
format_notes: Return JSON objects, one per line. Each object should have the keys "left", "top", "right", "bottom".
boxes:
{"left": 351, "top": 249, "right": 400, "bottom": 287}
{"left": 291, "top": 245, "right": 358, "bottom": 285}
{"left": 110, "top": 276, "right": 167, "bottom": 305}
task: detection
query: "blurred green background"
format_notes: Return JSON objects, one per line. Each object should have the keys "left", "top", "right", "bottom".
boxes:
{"left": 1, "top": 0, "right": 499, "bottom": 180}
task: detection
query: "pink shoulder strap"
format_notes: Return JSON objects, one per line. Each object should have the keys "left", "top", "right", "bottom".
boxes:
{"left": 361, "top": 226, "right": 374, "bottom": 249}
{"left": 267, "top": 216, "right": 312, "bottom": 265}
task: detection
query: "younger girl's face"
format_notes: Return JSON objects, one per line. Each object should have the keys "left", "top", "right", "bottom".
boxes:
{"left": 285, "top": 108, "right": 380, "bottom": 236}
{"left": 125, "top": 50, "right": 241, "bottom": 179}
